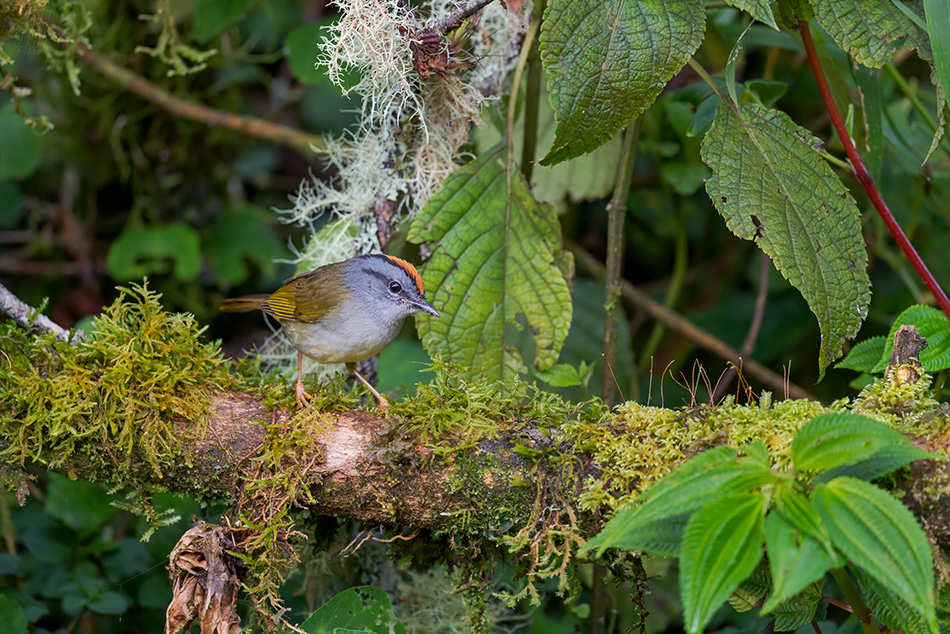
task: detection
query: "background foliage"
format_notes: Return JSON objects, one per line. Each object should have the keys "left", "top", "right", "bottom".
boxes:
{"left": 1, "top": 0, "right": 949, "bottom": 632}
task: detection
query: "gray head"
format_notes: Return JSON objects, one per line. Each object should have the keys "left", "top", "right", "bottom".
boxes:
{"left": 344, "top": 254, "right": 440, "bottom": 322}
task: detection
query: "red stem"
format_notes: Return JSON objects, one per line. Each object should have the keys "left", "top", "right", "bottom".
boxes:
{"left": 800, "top": 22, "right": 950, "bottom": 320}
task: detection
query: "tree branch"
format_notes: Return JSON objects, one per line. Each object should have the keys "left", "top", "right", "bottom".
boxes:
{"left": 0, "top": 282, "right": 76, "bottom": 341}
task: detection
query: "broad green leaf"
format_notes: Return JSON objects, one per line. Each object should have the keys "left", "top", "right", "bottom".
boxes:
{"left": 107, "top": 223, "right": 202, "bottom": 281}
{"left": 729, "top": 561, "right": 771, "bottom": 613}
{"left": 284, "top": 24, "right": 325, "bottom": 85}
{"left": 771, "top": 581, "right": 824, "bottom": 631}
{"left": 407, "top": 145, "right": 572, "bottom": 384}
{"left": 837, "top": 336, "right": 887, "bottom": 372}
{"left": 773, "top": 485, "right": 838, "bottom": 557}
{"left": 205, "top": 204, "right": 284, "bottom": 286}
{"left": 596, "top": 514, "right": 689, "bottom": 557}
{"left": 0, "top": 103, "right": 43, "bottom": 180}
{"left": 88, "top": 591, "right": 128, "bottom": 615}
{"left": 0, "top": 595, "right": 28, "bottom": 634}
{"left": 724, "top": 0, "right": 778, "bottom": 29}
{"left": 812, "top": 478, "right": 937, "bottom": 634}
{"left": 813, "top": 443, "right": 937, "bottom": 484}
{"left": 538, "top": 0, "right": 705, "bottom": 165}
{"left": 701, "top": 101, "right": 870, "bottom": 378}
{"left": 533, "top": 363, "right": 581, "bottom": 388}
{"left": 813, "top": 0, "right": 926, "bottom": 68}
{"left": 855, "top": 566, "right": 935, "bottom": 634}
{"left": 761, "top": 513, "right": 835, "bottom": 613}
{"left": 681, "top": 494, "right": 766, "bottom": 634}
{"left": 301, "top": 586, "right": 407, "bottom": 634}
{"left": 871, "top": 305, "right": 950, "bottom": 373}
{"left": 193, "top": 0, "right": 253, "bottom": 42}
{"left": 584, "top": 446, "right": 777, "bottom": 556}
{"left": 791, "top": 412, "right": 931, "bottom": 473}
{"left": 45, "top": 474, "right": 115, "bottom": 536}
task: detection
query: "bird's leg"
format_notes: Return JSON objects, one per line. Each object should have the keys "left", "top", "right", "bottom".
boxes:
{"left": 295, "top": 350, "right": 312, "bottom": 407}
{"left": 346, "top": 362, "right": 390, "bottom": 408}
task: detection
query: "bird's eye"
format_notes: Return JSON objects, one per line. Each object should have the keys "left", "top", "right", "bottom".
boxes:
{"left": 389, "top": 281, "right": 402, "bottom": 294}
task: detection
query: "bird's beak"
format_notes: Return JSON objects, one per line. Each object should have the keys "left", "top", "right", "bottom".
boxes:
{"left": 412, "top": 298, "right": 440, "bottom": 317}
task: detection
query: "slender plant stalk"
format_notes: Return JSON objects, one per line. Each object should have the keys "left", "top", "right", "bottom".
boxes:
{"left": 830, "top": 568, "right": 882, "bottom": 634}
{"left": 72, "top": 40, "right": 325, "bottom": 154}
{"left": 571, "top": 245, "right": 815, "bottom": 400}
{"left": 521, "top": 0, "right": 546, "bottom": 181}
{"left": 602, "top": 118, "right": 642, "bottom": 407}
{"left": 800, "top": 23, "right": 950, "bottom": 320}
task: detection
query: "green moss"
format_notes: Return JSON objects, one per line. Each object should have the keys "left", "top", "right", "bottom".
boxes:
{"left": 0, "top": 283, "right": 232, "bottom": 482}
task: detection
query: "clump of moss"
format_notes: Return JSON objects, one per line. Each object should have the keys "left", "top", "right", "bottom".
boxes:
{"left": 0, "top": 283, "right": 233, "bottom": 481}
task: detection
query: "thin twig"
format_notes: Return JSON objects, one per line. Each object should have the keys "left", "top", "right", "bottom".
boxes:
{"left": 571, "top": 245, "right": 814, "bottom": 400}
{"left": 71, "top": 39, "right": 325, "bottom": 154}
{"left": 430, "top": 0, "right": 497, "bottom": 34}
{"left": 0, "top": 282, "right": 76, "bottom": 341}
{"left": 800, "top": 22, "right": 950, "bottom": 320}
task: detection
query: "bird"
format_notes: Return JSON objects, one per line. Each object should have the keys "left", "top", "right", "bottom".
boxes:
{"left": 221, "top": 254, "right": 439, "bottom": 408}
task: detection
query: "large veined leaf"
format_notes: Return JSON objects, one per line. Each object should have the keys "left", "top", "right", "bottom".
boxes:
{"left": 724, "top": 0, "right": 778, "bottom": 29}
{"left": 680, "top": 494, "right": 766, "bottom": 634}
{"left": 812, "top": 477, "right": 937, "bottom": 634}
{"left": 538, "top": 0, "right": 705, "bottom": 165}
{"left": 701, "top": 101, "right": 871, "bottom": 377}
{"left": 813, "top": 0, "right": 928, "bottom": 68}
{"left": 855, "top": 566, "right": 935, "bottom": 634}
{"left": 301, "top": 586, "right": 407, "bottom": 634}
{"left": 407, "top": 145, "right": 572, "bottom": 384}
{"left": 770, "top": 581, "right": 825, "bottom": 632}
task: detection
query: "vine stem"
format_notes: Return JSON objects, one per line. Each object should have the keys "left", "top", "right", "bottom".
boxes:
{"left": 602, "top": 119, "right": 642, "bottom": 407}
{"left": 800, "top": 22, "right": 950, "bottom": 320}
{"left": 71, "top": 39, "right": 325, "bottom": 154}
{"left": 829, "top": 568, "right": 882, "bottom": 634}
{"left": 430, "top": 0, "right": 497, "bottom": 34}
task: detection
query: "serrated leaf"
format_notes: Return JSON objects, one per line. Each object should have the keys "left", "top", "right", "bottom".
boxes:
{"left": 812, "top": 477, "right": 937, "bottom": 634}
{"left": 770, "top": 581, "right": 824, "bottom": 632}
{"left": 730, "top": 561, "right": 771, "bottom": 613}
{"left": 855, "top": 566, "right": 934, "bottom": 634}
{"left": 725, "top": 0, "right": 778, "bottom": 28}
{"left": 791, "top": 412, "right": 932, "bottom": 473}
{"left": 872, "top": 305, "right": 950, "bottom": 373}
{"left": 813, "top": 0, "right": 926, "bottom": 68}
{"left": 773, "top": 485, "right": 838, "bottom": 557}
{"left": 702, "top": 101, "right": 870, "bottom": 378}
{"left": 813, "top": 443, "right": 937, "bottom": 484}
{"left": 837, "top": 336, "right": 887, "bottom": 372}
{"left": 538, "top": 0, "right": 705, "bottom": 165}
{"left": 301, "top": 586, "right": 407, "bottom": 634}
{"left": 407, "top": 145, "right": 572, "bottom": 384}
{"left": 584, "top": 445, "right": 776, "bottom": 556}
{"left": 681, "top": 494, "right": 766, "bottom": 634}
{"left": 761, "top": 513, "right": 835, "bottom": 613}
{"left": 597, "top": 514, "right": 689, "bottom": 557}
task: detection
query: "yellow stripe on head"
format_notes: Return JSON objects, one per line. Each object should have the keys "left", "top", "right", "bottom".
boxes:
{"left": 385, "top": 255, "right": 425, "bottom": 296}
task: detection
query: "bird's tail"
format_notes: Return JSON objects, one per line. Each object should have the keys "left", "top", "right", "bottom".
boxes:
{"left": 220, "top": 295, "right": 270, "bottom": 313}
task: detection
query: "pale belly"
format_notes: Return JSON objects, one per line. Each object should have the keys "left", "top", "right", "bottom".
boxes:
{"left": 281, "top": 311, "right": 405, "bottom": 364}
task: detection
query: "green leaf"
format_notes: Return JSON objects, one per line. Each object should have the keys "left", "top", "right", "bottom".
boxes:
{"left": 729, "top": 560, "right": 771, "bottom": 613}
{"left": 407, "top": 145, "right": 572, "bottom": 385}
{"left": 533, "top": 363, "right": 581, "bottom": 387}
{"left": 812, "top": 477, "right": 937, "bottom": 634}
{"left": 813, "top": 0, "right": 926, "bottom": 68}
{"left": 584, "top": 446, "right": 776, "bottom": 556}
{"left": 855, "top": 566, "right": 935, "bottom": 634}
{"left": 0, "top": 595, "right": 28, "bottom": 634}
{"left": 837, "top": 336, "right": 887, "bottom": 372}
{"left": 193, "top": 0, "right": 253, "bottom": 42}
{"left": 0, "top": 103, "right": 43, "bottom": 180}
{"left": 701, "top": 101, "right": 870, "bottom": 379}
{"left": 88, "top": 591, "right": 128, "bottom": 615}
{"left": 301, "top": 586, "right": 407, "bottom": 634}
{"left": 538, "top": 0, "right": 705, "bottom": 165}
{"left": 107, "top": 223, "right": 202, "bottom": 281}
{"left": 791, "top": 412, "right": 934, "bottom": 474}
{"left": 724, "top": 0, "right": 778, "bottom": 28}
{"left": 680, "top": 494, "right": 766, "bottom": 634}
{"left": 770, "top": 581, "right": 824, "bottom": 631}
{"left": 284, "top": 23, "right": 325, "bottom": 85}
{"left": 871, "top": 305, "right": 950, "bottom": 373}
{"left": 773, "top": 485, "right": 837, "bottom": 556}
{"left": 660, "top": 163, "right": 711, "bottom": 196}
{"left": 45, "top": 474, "right": 115, "bottom": 535}
{"left": 592, "top": 514, "right": 689, "bottom": 557}
{"left": 813, "top": 443, "right": 937, "bottom": 484}
{"left": 205, "top": 204, "right": 285, "bottom": 286}
{"left": 761, "top": 513, "right": 835, "bottom": 613}
{"left": 923, "top": 0, "right": 950, "bottom": 159}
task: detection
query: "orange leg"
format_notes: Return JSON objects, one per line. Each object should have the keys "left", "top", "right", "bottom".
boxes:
{"left": 295, "top": 350, "right": 311, "bottom": 407}
{"left": 346, "top": 362, "right": 390, "bottom": 408}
